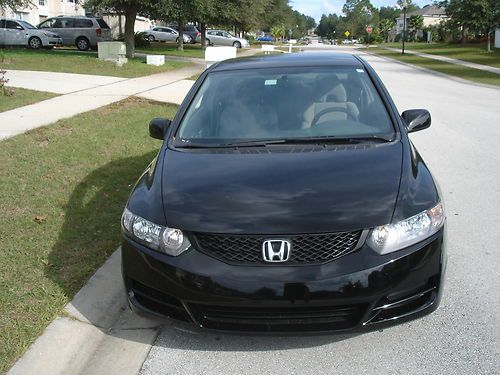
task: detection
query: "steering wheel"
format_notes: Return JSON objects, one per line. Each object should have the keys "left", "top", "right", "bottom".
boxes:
{"left": 310, "top": 107, "right": 353, "bottom": 127}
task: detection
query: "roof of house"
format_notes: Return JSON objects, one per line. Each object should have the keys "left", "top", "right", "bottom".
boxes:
{"left": 398, "top": 5, "right": 448, "bottom": 19}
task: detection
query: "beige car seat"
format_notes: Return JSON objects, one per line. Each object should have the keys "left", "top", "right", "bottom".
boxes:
{"left": 302, "top": 77, "right": 360, "bottom": 129}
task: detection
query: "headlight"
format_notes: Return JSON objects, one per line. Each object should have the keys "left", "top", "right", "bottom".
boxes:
{"left": 121, "top": 208, "right": 191, "bottom": 256}
{"left": 367, "top": 202, "right": 445, "bottom": 255}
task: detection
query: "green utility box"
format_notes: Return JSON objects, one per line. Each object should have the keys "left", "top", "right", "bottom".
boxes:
{"left": 98, "top": 42, "right": 128, "bottom": 66}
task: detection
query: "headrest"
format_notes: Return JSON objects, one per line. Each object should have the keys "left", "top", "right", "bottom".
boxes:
{"left": 326, "top": 83, "right": 347, "bottom": 102}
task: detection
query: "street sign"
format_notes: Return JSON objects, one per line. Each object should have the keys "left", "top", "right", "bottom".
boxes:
{"left": 366, "top": 26, "right": 373, "bottom": 34}
{"left": 344, "top": 31, "right": 350, "bottom": 37}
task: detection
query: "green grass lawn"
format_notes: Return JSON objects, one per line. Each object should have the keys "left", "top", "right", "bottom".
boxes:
{"left": 381, "top": 42, "right": 500, "bottom": 68}
{"left": 0, "top": 87, "right": 57, "bottom": 113}
{"left": 137, "top": 42, "right": 205, "bottom": 58}
{"left": 0, "top": 98, "right": 177, "bottom": 374}
{"left": 137, "top": 42, "right": 252, "bottom": 59}
{"left": 367, "top": 47, "right": 500, "bottom": 87}
{"left": 0, "top": 48, "right": 189, "bottom": 78}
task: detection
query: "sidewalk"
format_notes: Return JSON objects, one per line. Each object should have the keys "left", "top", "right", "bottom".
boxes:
{"left": 381, "top": 47, "right": 500, "bottom": 75}
{"left": 1, "top": 47, "right": 265, "bottom": 141}
{"left": 0, "top": 63, "right": 202, "bottom": 140}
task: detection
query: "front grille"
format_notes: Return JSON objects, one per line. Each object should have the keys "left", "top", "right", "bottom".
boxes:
{"left": 189, "top": 303, "right": 367, "bottom": 332}
{"left": 193, "top": 231, "right": 362, "bottom": 265}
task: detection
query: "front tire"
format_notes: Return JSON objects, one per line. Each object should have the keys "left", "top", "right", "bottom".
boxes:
{"left": 148, "top": 35, "right": 155, "bottom": 42}
{"left": 28, "top": 37, "right": 42, "bottom": 49}
{"left": 76, "top": 37, "right": 90, "bottom": 51}
{"left": 233, "top": 41, "right": 241, "bottom": 48}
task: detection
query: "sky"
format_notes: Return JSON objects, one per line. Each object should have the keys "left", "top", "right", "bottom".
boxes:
{"left": 291, "top": 0, "right": 431, "bottom": 21}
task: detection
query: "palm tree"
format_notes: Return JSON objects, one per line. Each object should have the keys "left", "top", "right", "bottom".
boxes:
{"left": 408, "top": 15, "right": 424, "bottom": 42}
{"left": 379, "top": 19, "right": 394, "bottom": 43}
{"left": 271, "top": 24, "right": 286, "bottom": 42}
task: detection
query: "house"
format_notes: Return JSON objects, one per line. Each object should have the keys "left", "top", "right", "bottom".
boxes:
{"left": 395, "top": 5, "right": 448, "bottom": 35}
{"left": 0, "top": 0, "right": 84, "bottom": 26}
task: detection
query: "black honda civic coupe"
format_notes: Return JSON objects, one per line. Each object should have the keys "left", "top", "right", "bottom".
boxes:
{"left": 121, "top": 52, "right": 446, "bottom": 333}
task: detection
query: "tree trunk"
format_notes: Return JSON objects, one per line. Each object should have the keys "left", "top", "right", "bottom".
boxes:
{"left": 486, "top": 29, "right": 491, "bottom": 53}
{"left": 200, "top": 22, "right": 207, "bottom": 49}
{"left": 124, "top": 5, "right": 138, "bottom": 58}
{"left": 461, "top": 26, "right": 466, "bottom": 44}
{"left": 177, "top": 18, "right": 185, "bottom": 51}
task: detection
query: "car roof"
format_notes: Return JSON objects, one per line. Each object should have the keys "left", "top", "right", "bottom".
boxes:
{"left": 211, "top": 52, "right": 364, "bottom": 72}
{"left": 55, "top": 15, "right": 97, "bottom": 19}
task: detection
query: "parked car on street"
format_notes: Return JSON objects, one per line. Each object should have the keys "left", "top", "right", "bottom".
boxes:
{"left": 121, "top": 52, "right": 446, "bottom": 333}
{"left": 0, "top": 19, "right": 61, "bottom": 49}
{"left": 37, "top": 16, "right": 111, "bottom": 51}
{"left": 198, "top": 29, "right": 249, "bottom": 48}
{"left": 144, "top": 26, "right": 191, "bottom": 43}
{"left": 256, "top": 35, "right": 273, "bottom": 42}
{"left": 167, "top": 24, "right": 200, "bottom": 44}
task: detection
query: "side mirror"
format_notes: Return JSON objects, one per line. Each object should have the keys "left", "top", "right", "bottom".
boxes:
{"left": 401, "top": 109, "right": 431, "bottom": 133}
{"left": 149, "top": 118, "right": 171, "bottom": 140}
{"left": 16, "top": 26, "right": 24, "bottom": 30}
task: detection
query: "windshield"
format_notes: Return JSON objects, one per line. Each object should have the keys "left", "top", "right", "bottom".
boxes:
{"left": 177, "top": 66, "right": 395, "bottom": 146}
{"left": 18, "top": 21, "right": 36, "bottom": 29}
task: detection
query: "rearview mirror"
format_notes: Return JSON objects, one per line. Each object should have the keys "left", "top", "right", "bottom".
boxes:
{"left": 149, "top": 118, "right": 171, "bottom": 140}
{"left": 401, "top": 109, "right": 431, "bottom": 133}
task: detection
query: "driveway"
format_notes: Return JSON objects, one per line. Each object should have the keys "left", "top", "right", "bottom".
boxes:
{"left": 139, "top": 47, "right": 500, "bottom": 374}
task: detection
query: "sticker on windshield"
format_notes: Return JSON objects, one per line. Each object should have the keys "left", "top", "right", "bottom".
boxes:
{"left": 356, "top": 69, "right": 365, "bottom": 73}
{"left": 265, "top": 79, "right": 277, "bottom": 86}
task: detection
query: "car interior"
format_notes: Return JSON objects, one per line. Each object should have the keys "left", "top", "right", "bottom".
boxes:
{"left": 178, "top": 68, "right": 394, "bottom": 141}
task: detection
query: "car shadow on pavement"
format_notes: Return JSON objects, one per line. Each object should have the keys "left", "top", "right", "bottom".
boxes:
{"left": 153, "top": 321, "right": 361, "bottom": 351}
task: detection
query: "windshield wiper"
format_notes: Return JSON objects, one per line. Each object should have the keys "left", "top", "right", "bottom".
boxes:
{"left": 227, "top": 135, "right": 394, "bottom": 146}
{"left": 175, "top": 139, "right": 287, "bottom": 148}
{"left": 175, "top": 135, "right": 393, "bottom": 149}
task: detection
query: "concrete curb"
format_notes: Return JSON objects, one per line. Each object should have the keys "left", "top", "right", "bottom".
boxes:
{"left": 362, "top": 49, "right": 500, "bottom": 91}
{"left": 8, "top": 248, "right": 162, "bottom": 375}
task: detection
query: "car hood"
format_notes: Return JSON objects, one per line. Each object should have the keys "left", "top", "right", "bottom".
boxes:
{"left": 161, "top": 143, "right": 402, "bottom": 234}
{"left": 34, "top": 30, "right": 59, "bottom": 37}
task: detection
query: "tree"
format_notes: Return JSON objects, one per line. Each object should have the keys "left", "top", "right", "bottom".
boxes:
{"left": 0, "top": 0, "right": 31, "bottom": 8}
{"left": 142, "top": 0, "right": 197, "bottom": 51}
{"left": 397, "top": 0, "right": 420, "bottom": 13}
{"left": 445, "top": 0, "right": 500, "bottom": 51}
{"left": 379, "top": 18, "right": 394, "bottom": 42}
{"left": 379, "top": 6, "right": 400, "bottom": 22}
{"left": 271, "top": 24, "right": 286, "bottom": 41}
{"left": 408, "top": 14, "right": 423, "bottom": 41}
{"left": 85, "top": 0, "right": 149, "bottom": 58}
{"left": 316, "top": 13, "right": 339, "bottom": 39}
{"left": 342, "top": 0, "right": 378, "bottom": 39}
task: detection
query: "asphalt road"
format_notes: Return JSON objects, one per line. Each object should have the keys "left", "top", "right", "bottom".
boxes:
{"left": 140, "top": 47, "right": 500, "bottom": 375}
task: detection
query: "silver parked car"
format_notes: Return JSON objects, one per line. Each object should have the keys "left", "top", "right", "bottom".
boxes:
{"left": 0, "top": 19, "right": 62, "bottom": 49}
{"left": 37, "top": 16, "right": 111, "bottom": 51}
{"left": 199, "top": 30, "right": 249, "bottom": 48}
{"left": 145, "top": 26, "right": 191, "bottom": 43}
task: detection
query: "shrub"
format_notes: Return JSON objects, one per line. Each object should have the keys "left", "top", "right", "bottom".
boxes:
{"left": 116, "top": 32, "right": 150, "bottom": 48}
{"left": 245, "top": 34, "right": 256, "bottom": 43}
{"left": 0, "top": 70, "right": 14, "bottom": 97}
{"left": 134, "top": 32, "right": 151, "bottom": 48}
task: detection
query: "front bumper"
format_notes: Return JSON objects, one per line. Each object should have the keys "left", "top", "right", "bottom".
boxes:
{"left": 46, "top": 37, "right": 62, "bottom": 46}
{"left": 122, "top": 229, "right": 446, "bottom": 333}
